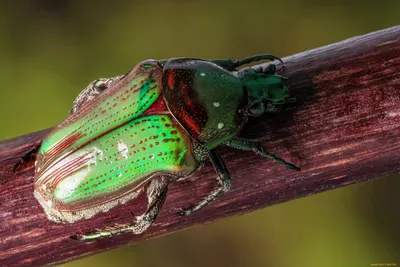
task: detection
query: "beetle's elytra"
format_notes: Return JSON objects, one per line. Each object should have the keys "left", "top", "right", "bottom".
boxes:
{"left": 16, "top": 54, "right": 300, "bottom": 240}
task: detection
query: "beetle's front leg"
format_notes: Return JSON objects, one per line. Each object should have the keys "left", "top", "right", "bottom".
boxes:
{"left": 211, "top": 54, "right": 284, "bottom": 72}
{"left": 223, "top": 138, "right": 300, "bottom": 171}
{"left": 232, "top": 54, "right": 284, "bottom": 69}
{"left": 179, "top": 150, "right": 231, "bottom": 216}
{"left": 71, "top": 177, "right": 169, "bottom": 241}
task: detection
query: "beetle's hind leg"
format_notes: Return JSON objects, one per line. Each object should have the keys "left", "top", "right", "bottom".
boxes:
{"left": 179, "top": 150, "right": 231, "bottom": 216}
{"left": 70, "top": 75, "right": 124, "bottom": 114}
{"left": 223, "top": 138, "right": 300, "bottom": 171}
{"left": 13, "top": 142, "right": 41, "bottom": 173}
{"left": 71, "top": 177, "right": 169, "bottom": 241}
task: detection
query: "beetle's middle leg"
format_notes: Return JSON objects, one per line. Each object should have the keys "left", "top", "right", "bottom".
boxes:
{"left": 179, "top": 150, "right": 231, "bottom": 216}
{"left": 223, "top": 137, "right": 300, "bottom": 171}
{"left": 71, "top": 177, "right": 169, "bottom": 241}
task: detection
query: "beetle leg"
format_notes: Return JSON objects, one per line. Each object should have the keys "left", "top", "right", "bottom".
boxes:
{"left": 233, "top": 54, "right": 284, "bottom": 69}
{"left": 71, "top": 177, "right": 169, "bottom": 241}
{"left": 223, "top": 138, "right": 300, "bottom": 171}
{"left": 70, "top": 75, "right": 124, "bottom": 114}
{"left": 179, "top": 150, "right": 231, "bottom": 216}
{"left": 13, "top": 143, "right": 41, "bottom": 173}
{"left": 129, "top": 177, "right": 169, "bottom": 234}
{"left": 211, "top": 54, "right": 283, "bottom": 72}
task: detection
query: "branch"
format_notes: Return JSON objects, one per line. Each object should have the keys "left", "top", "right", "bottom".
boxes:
{"left": 1, "top": 25, "right": 399, "bottom": 267}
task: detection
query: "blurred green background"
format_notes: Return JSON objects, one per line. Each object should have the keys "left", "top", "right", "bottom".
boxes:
{"left": 1, "top": 1, "right": 399, "bottom": 266}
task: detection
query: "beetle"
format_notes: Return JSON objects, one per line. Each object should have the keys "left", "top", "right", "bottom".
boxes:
{"left": 15, "top": 54, "right": 300, "bottom": 240}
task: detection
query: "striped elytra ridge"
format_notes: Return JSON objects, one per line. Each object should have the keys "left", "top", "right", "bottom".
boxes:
{"left": 37, "top": 60, "right": 163, "bottom": 173}
{"left": 35, "top": 115, "right": 197, "bottom": 215}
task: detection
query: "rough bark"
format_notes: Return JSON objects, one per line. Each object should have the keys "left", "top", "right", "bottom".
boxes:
{"left": 0, "top": 25, "right": 399, "bottom": 267}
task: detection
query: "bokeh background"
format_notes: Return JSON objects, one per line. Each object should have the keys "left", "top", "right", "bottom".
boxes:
{"left": 1, "top": 1, "right": 399, "bottom": 266}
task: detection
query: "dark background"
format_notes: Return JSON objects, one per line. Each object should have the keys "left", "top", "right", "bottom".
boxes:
{"left": 0, "top": 1, "right": 399, "bottom": 266}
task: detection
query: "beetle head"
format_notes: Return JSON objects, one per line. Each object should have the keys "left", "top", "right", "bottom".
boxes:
{"left": 238, "top": 67, "right": 289, "bottom": 117}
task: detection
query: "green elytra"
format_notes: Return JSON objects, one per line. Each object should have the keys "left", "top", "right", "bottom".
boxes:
{"left": 16, "top": 54, "right": 300, "bottom": 240}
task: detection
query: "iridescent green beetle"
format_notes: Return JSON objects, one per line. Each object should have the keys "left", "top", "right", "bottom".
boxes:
{"left": 17, "top": 55, "right": 300, "bottom": 240}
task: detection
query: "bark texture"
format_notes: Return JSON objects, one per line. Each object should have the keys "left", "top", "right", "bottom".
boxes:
{"left": 0, "top": 25, "right": 399, "bottom": 267}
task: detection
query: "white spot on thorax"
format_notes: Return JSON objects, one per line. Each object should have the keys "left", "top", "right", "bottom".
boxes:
{"left": 46, "top": 200, "right": 53, "bottom": 207}
{"left": 218, "top": 123, "right": 224, "bottom": 129}
{"left": 213, "top": 102, "right": 220, "bottom": 107}
{"left": 200, "top": 73, "right": 206, "bottom": 76}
